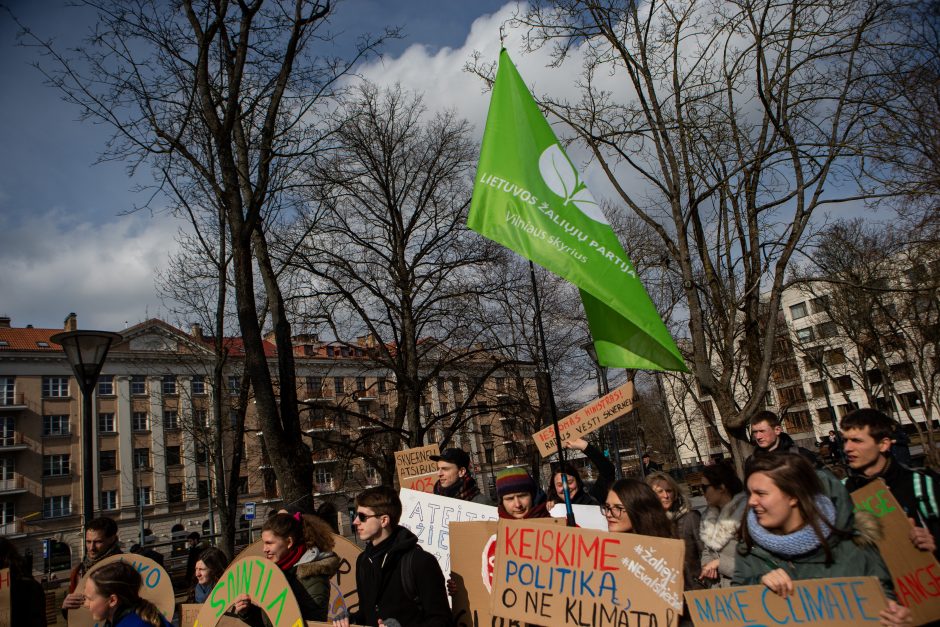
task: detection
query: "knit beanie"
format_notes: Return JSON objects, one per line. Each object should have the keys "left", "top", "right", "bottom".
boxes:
{"left": 496, "top": 467, "right": 536, "bottom": 499}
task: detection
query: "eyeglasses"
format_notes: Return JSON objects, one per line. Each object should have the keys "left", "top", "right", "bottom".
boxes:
{"left": 600, "top": 504, "right": 627, "bottom": 518}
{"left": 354, "top": 512, "right": 381, "bottom": 522}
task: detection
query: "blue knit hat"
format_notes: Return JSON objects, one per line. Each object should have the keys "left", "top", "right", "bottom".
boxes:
{"left": 496, "top": 467, "right": 536, "bottom": 499}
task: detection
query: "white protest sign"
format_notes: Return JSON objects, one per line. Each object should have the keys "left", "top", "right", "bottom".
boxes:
{"left": 549, "top": 503, "right": 608, "bottom": 530}
{"left": 398, "top": 487, "right": 499, "bottom": 577}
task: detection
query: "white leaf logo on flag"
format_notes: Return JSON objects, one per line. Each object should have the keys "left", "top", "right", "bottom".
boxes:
{"left": 539, "top": 144, "right": 609, "bottom": 224}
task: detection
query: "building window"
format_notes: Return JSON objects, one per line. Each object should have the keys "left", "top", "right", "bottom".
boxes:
{"left": 130, "top": 375, "right": 146, "bottom": 395}
{"left": 195, "top": 444, "right": 207, "bottom": 464}
{"left": 132, "top": 412, "right": 149, "bottom": 431}
{"left": 365, "top": 466, "right": 379, "bottom": 485}
{"left": 777, "top": 385, "right": 807, "bottom": 405}
{"left": 43, "top": 496, "right": 71, "bottom": 518}
{"left": 380, "top": 405, "right": 389, "bottom": 421}
{"left": 42, "top": 415, "right": 70, "bottom": 437}
{"left": 133, "top": 448, "right": 150, "bottom": 469}
{"left": 163, "top": 411, "right": 179, "bottom": 430}
{"left": 165, "top": 446, "right": 181, "bottom": 466}
{"left": 795, "top": 327, "right": 815, "bottom": 343}
{"left": 825, "top": 348, "right": 847, "bottom": 365}
{"left": 305, "top": 376, "right": 322, "bottom": 397}
{"left": 162, "top": 375, "right": 177, "bottom": 395}
{"left": 482, "top": 424, "right": 492, "bottom": 437}
{"left": 97, "top": 375, "right": 114, "bottom": 396}
{"left": 784, "top": 410, "right": 813, "bottom": 433}
{"left": 838, "top": 402, "right": 860, "bottom": 417}
{"left": 378, "top": 377, "right": 387, "bottom": 393}
{"left": 167, "top": 483, "right": 183, "bottom": 503}
{"left": 866, "top": 369, "right": 883, "bottom": 385}
{"left": 333, "top": 378, "right": 344, "bottom": 396}
{"left": 228, "top": 376, "right": 240, "bottom": 395}
{"left": 809, "top": 381, "right": 828, "bottom": 399}
{"left": 43, "top": 455, "right": 71, "bottom": 477}
{"left": 495, "top": 377, "right": 506, "bottom": 392}
{"left": 875, "top": 396, "right": 897, "bottom": 413}
{"left": 809, "top": 296, "right": 830, "bottom": 314}
{"left": 101, "top": 490, "right": 118, "bottom": 511}
{"left": 237, "top": 476, "right": 249, "bottom": 495}
{"left": 198, "top": 480, "right": 210, "bottom": 500}
{"left": 0, "top": 377, "right": 13, "bottom": 405}
{"left": 890, "top": 362, "right": 913, "bottom": 381}
{"left": 191, "top": 375, "right": 206, "bottom": 395}
{"left": 834, "top": 375, "right": 854, "bottom": 392}
{"left": 315, "top": 468, "right": 333, "bottom": 491}
{"left": 816, "top": 321, "right": 838, "bottom": 339}
{"left": 136, "top": 486, "right": 152, "bottom": 506}
{"left": 355, "top": 376, "right": 366, "bottom": 392}
{"left": 99, "top": 450, "right": 117, "bottom": 472}
{"left": 816, "top": 408, "right": 835, "bottom": 425}
{"left": 98, "top": 412, "right": 115, "bottom": 433}
{"left": 42, "top": 376, "right": 69, "bottom": 398}
{"left": 789, "top": 302, "right": 808, "bottom": 320}
{"left": 194, "top": 409, "right": 209, "bottom": 428}
{"left": 900, "top": 392, "right": 924, "bottom": 410}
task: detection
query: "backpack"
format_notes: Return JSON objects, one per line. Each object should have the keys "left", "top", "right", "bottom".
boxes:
{"left": 399, "top": 548, "right": 422, "bottom": 612}
{"left": 912, "top": 468, "right": 940, "bottom": 524}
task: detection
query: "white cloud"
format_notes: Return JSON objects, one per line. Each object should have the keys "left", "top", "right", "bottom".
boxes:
{"left": 0, "top": 209, "right": 179, "bottom": 330}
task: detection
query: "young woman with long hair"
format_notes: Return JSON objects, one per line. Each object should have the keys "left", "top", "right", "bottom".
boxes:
{"left": 189, "top": 547, "right": 230, "bottom": 604}
{"left": 647, "top": 471, "right": 705, "bottom": 590}
{"left": 84, "top": 561, "right": 171, "bottom": 627}
{"left": 603, "top": 478, "right": 674, "bottom": 537}
{"left": 234, "top": 512, "right": 340, "bottom": 623}
{"left": 735, "top": 453, "right": 911, "bottom": 626}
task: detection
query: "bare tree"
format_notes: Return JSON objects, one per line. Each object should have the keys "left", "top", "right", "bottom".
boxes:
{"left": 492, "top": 0, "right": 905, "bottom": 464}
{"left": 22, "top": 0, "right": 396, "bottom": 508}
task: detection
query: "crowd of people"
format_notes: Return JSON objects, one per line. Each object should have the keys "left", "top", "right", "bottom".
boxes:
{"left": 2, "top": 407, "right": 935, "bottom": 626}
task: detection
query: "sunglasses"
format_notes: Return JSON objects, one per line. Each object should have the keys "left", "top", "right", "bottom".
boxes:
{"left": 354, "top": 512, "right": 382, "bottom": 522}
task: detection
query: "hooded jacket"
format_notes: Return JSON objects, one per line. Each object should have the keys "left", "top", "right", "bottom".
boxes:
{"left": 733, "top": 470, "right": 896, "bottom": 601}
{"left": 239, "top": 548, "right": 341, "bottom": 625}
{"left": 700, "top": 492, "right": 747, "bottom": 587}
{"left": 351, "top": 527, "right": 452, "bottom": 627}
{"left": 550, "top": 443, "right": 616, "bottom": 506}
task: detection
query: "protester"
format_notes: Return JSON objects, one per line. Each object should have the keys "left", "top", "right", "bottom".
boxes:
{"left": 184, "top": 531, "right": 205, "bottom": 587}
{"left": 734, "top": 453, "right": 911, "bottom": 626}
{"left": 698, "top": 462, "right": 746, "bottom": 588}
{"left": 62, "top": 516, "right": 122, "bottom": 617}
{"left": 647, "top": 471, "right": 705, "bottom": 590}
{"left": 235, "top": 512, "right": 340, "bottom": 624}
{"left": 0, "top": 537, "right": 46, "bottom": 627}
{"left": 496, "top": 467, "right": 549, "bottom": 519}
{"left": 83, "top": 561, "right": 171, "bottom": 627}
{"left": 745, "top": 410, "right": 818, "bottom": 471}
{"left": 333, "top": 486, "right": 451, "bottom": 627}
{"left": 189, "top": 547, "right": 230, "bottom": 604}
{"left": 891, "top": 422, "right": 913, "bottom": 467}
{"left": 545, "top": 437, "right": 615, "bottom": 508}
{"left": 430, "top": 447, "right": 492, "bottom": 504}
{"left": 641, "top": 452, "right": 662, "bottom": 476}
{"left": 603, "top": 478, "right": 674, "bottom": 537}
{"left": 826, "top": 430, "right": 846, "bottom": 464}
{"left": 842, "top": 408, "right": 939, "bottom": 556}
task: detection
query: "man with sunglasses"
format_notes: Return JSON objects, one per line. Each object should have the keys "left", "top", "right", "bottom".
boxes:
{"left": 333, "top": 486, "right": 451, "bottom": 627}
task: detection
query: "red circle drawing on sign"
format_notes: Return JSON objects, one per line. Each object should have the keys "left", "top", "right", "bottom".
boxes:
{"left": 481, "top": 533, "right": 497, "bottom": 594}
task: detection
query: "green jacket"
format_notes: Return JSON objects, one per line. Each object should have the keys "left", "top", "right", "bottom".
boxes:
{"left": 733, "top": 469, "right": 896, "bottom": 601}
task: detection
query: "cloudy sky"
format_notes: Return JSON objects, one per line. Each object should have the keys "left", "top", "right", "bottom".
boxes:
{"left": 0, "top": 0, "right": 541, "bottom": 331}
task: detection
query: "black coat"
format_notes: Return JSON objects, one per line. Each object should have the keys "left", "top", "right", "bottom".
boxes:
{"left": 745, "top": 432, "right": 820, "bottom": 473}
{"left": 351, "top": 527, "right": 452, "bottom": 627}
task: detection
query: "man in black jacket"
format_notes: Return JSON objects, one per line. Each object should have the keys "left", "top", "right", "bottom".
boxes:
{"left": 744, "top": 410, "right": 819, "bottom": 472}
{"left": 842, "top": 408, "right": 939, "bottom": 558}
{"left": 333, "top": 486, "right": 451, "bottom": 627}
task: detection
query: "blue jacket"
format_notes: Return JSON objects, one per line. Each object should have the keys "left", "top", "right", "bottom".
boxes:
{"left": 107, "top": 606, "right": 172, "bottom": 627}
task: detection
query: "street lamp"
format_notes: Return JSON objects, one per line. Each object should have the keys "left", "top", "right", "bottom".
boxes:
{"left": 582, "top": 341, "right": 623, "bottom": 479}
{"left": 51, "top": 329, "right": 122, "bottom": 534}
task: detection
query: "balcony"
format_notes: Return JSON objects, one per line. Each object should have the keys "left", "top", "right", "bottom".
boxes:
{"left": 0, "top": 520, "right": 25, "bottom": 537}
{"left": 304, "top": 420, "right": 335, "bottom": 433}
{"left": 0, "top": 394, "right": 26, "bottom": 411}
{"left": 0, "top": 434, "right": 28, "bottom": 452}
{"left": 311, "top": 450, "right": 337, "bottom": 464}
{"left": 0, "top": 476, "right": 26, "bottom": 495}
{"left": 353, "top": 391, "right": 376, "bottom": 402}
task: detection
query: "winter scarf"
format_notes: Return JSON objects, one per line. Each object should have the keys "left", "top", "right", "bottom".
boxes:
{"left": 746, "top": 495, "right": 836, "bottom": 557}
{"left": 701, "top": 493, "right": 747, "bottom": 553}
{"left": 665, "top": 498, "right": 691, "bottom": 522}
{"left": 193, "top": 582, "right": 213, "bottom": 604}
{"left": 435, "top": 473, "right": 481, "bottom": 502}
{"left": 276, "top": 543, "right": 307, "bottom": 571}
{"left": 78, "top": 538, "right": 122, "bottom": 579}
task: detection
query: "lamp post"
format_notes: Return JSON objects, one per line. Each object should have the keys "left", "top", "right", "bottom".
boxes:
{"left": 51, "top": 329, "right": 121, "bottom": 534}
{"left": 582, "top": 342, "right": 623, "bottom": 479}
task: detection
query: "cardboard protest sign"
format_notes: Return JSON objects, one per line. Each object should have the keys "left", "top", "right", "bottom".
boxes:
{"left": 399, "top": 488, "right": 498, "bottom": 577}
{"left": 533, "top": 381, "right": 634, "bottom": 457}
{"left": 395, "top": 444, "right": 440, "bottom": 490}
{"left": 685, "top": 577, "right": 888, "bottom": 627}
{"left": 490, "top": 518, "right": 684, "bottom": 626}
{"left": 549, "top": 503, "right": 608, "bottom": 530}
{"left": 189, "top": 555, "right": 303, "bottom": 627}
{"left": 400, "top": 472, "right": 438, "bottom": 493}
{"left": 328, "top": 533, "right": 362, "bottom": 621}
{"left": 0, "top": 568, "right": 10, "bottom": 627}
{"left": 239, "top": 538, "right": 264, "bottom": 558}
{"left": 450, "top": 522, "right": 498, "bottom": 627}
{"left": 851, "top": 479, "right": 940, "bottom": 625}
{"left": 180, "top": 605, "right": 241, "bottom": 627}
{"left": 70, "top": 554, "right": 174, "bottom": 627}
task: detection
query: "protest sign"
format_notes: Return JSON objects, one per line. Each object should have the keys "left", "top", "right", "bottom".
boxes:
{"left": 450, "top": 521, "right": 498, "bottom": 627}
{"left": 0, "top": 568, "right": 9, "bottom": 627}
{"left": 395, "top": 444, "right": 440, "bottom": 490}
{"left": 180, "top": 605, "right": 242, "bottom": 627}
{"left": 328, "top": 533, "right": 362, "bottom": 621}
{"left": 851, "top": 479, "right": 940, "bottom": 625}
{"left": 685, "top": 577, "right": 887, "bottom": 627}
{"left": 70, "top": 554, "right": 174, "bottom": 627}
{"left": 190, "top": 555, "right": 303, "bottom": 627}
{"left": 399, "top": 488, "right": 498, "bottom": 577}
{"left": 532, "top": 381, "right": 635, "bottom": 457}
{"left": 239, "top": 538, "right": 264, "bottom": 558}
{"left": 490, "top": 518, "right": 684, "bottom": 626}
{"left": 549, "top": 503, "right": 608, "bottom": 530}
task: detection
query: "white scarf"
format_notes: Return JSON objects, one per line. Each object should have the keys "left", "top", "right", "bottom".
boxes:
{"left": 700, "top": 492, "right": 746, "bottom": 552}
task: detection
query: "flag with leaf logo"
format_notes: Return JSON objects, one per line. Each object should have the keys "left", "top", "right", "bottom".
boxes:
{"left": 468, "top": 50, "right": 687, "bottom": 372}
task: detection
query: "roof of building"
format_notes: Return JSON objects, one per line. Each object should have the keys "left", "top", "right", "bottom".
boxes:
{"left": 0, "top": 326, "right": 62, "bottom": 352}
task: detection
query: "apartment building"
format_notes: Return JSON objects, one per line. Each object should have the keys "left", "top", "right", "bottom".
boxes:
{"left": 0, "top": 314, "right": 539, "bottom": 575}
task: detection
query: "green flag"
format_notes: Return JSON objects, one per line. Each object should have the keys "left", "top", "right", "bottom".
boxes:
{"left": 468, "top": 50, "right": 687, "bottom": 372}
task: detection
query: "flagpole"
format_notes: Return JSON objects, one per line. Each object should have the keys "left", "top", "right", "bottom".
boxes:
{"left": 528, "top": 261, "right": 576, "bottom": 527}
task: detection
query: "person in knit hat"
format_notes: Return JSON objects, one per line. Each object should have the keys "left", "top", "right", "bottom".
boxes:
{"left": 495, "top": 467, "right": 549, "bottom": 520}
